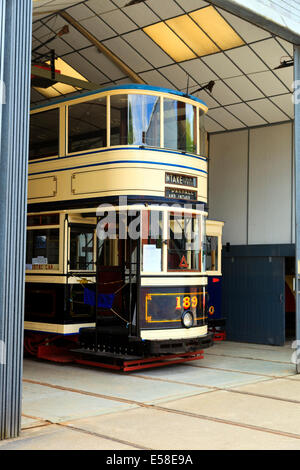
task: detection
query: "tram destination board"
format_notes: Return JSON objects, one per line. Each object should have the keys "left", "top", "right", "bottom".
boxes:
{"left": 165, "top": 187, "right": 197, "bottom": 201}
{"left": 165, "top": 172, "right": 197, "bottom": 188}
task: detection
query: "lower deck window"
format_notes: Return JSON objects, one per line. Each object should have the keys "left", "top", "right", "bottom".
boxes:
{"left": 206, "top": 236, "right": 218, "bottom": 271}
{"left": 168, "top": 214, "right": 201, "bottom": 271}
{"left": 26, "top": 229, "right": 59, "bottom": 270}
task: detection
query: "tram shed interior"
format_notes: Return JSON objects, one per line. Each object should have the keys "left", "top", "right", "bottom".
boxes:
{"left": 30, "top": 0, "right": 297, "bottom": 347}
{"left": 4, "top": 0, "right": 298, "bottom": 448}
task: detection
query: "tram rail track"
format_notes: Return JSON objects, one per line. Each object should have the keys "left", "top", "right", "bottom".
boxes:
{"left": 22, "top": 373, "right": 300, "bottom": 443}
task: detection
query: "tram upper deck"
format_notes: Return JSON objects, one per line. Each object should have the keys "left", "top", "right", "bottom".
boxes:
{"left": 29, "top": 85, "right": 208, "bottom": 208}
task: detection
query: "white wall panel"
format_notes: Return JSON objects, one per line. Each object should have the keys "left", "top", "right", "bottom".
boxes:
{"left": 248, "top": 123, "right": 292, "bottom": 244}
{"left": 209, "top": 130, "right": 248, "bottom": 244}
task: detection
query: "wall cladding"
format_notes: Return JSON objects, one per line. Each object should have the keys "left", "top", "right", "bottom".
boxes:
{"left": 209, "top": 122, "right": 294, "bottom": 245}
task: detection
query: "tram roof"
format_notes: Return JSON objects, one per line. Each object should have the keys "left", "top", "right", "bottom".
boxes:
{"left": 30, "top": 84, "right": 208, "bottom": 111}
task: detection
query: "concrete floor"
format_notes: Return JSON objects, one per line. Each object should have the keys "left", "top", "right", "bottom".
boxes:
{"left": 1, "top": 341, "right": 300, "bottom": 450}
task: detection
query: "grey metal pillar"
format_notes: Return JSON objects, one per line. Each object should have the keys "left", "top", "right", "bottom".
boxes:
{"left": 0, "top": 0, "right": 32, "bottom": 439}
{"left": 295, "top": 45, "right": 300, "bottom": 373}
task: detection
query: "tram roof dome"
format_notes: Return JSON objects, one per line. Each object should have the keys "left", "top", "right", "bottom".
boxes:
{"left": 31, "top": 84, "right": 208, "bottom": 111}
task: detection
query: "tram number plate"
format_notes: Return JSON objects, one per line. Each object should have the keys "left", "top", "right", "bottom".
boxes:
{"left": 145, "top": 292, "right": 203, "bottom": 323}
{"left": 175, "top": 295, "right": 198, "bottom": 310}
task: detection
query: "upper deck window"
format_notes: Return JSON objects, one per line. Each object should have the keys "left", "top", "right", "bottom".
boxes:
{"left": 68, "top": 97, "right": 106, "bottom": 154}
{"left": 29, "top": 108, "right": 59, "bottom": 160}
{"left": 110, "top": 94, "right": 160, "bottom": 147}
{"left": 164, "top": 99, "right": 196, "bottom": 154}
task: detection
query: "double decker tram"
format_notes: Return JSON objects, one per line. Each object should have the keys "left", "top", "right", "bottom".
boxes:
{"left": 25, "top": 84, "right": 223, "bottom": 367}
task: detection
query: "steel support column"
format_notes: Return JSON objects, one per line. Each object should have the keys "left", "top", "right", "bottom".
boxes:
{"left": 295, "top": 45, "right": 300, "bottom": 373}
{"left": 0, "top": 0, "right": 32, "bottom": 439}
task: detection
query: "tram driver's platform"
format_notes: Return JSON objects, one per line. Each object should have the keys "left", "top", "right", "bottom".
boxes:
{"left": 1, "top": 341, "right": 300, "bottom": 450}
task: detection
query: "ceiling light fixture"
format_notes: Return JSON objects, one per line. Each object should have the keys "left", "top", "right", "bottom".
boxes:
{"left": 190, "top": 6, "right": 244, "bottom": 50}
{"left": 144, "top": 22, "right": 196, "bottom": 62}
{"left": 190, "top": 81, "right": 215, "bottom": 95}
{"left": 274, "top": 58, "right": 294, "bottom": 69}
{"left": 125, "top": 0, "right": 146, "bottom": 6}
{"left": 166, "top": 15, "right": 219, "bottom": 56}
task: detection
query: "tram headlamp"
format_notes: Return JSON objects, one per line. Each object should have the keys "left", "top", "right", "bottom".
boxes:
{"left": 182, "top": 311, "right": 194, "bottom": 328}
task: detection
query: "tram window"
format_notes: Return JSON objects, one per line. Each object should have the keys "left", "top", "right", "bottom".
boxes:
{"left": 69, "top": 226, "right": 94, "bottom": 271}
{"left": 206, "top": 236, "right": 218, "bottom": 271}
{"left": 29, "top": 108, "right": 59, "bottom": 160}
{"left": 167, "top": 214, "right": 201, "bottom": 271}
{"left": 68, "top": 97, "right": 106, "bottom": 153}
{"left": 141, "top": 211, "right": 163, "bottom": 273}
{"left": 110, "top": 94, "right": 160, "bottom": 147}
{"left": 26, "top": 229, "right": 59, "bottom": 269}
{"left": 164, "top": 99, "right": 197, "bottom": 154}
{"left": 199, "top": 112, "right": 207, "bottom": 156}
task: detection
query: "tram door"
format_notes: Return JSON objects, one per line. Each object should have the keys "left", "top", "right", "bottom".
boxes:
{"left": 96, "top": 213, "right": 139, "bottom": 335}
{"left": 67, "top": 222, "right": 97, "bottom": 322}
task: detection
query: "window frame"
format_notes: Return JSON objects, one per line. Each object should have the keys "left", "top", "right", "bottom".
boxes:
{"left": 29, "top": 106, "right": 61, "bottom": 161}
{"left": 25, "top": 214, "right": 63, "bottom": 274}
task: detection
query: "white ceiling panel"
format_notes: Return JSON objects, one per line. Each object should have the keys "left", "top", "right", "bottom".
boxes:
{"left": 204, "top": 115, "right": 225, "bottom": 133}
{"left": 225, "top": 103, "right": 267, "bottom": 127}
{"left": 86, "top": 0, "right": 115, "bottom": 15}
{"left": 248, "top": 98, "right": 290, "bottom": 123}
{"left": 191, "top": 89, "right": 220, "bottom": 109}
{"left": 33, "top": 0, "right": 81, "bottom": 13}
{"left": 65, "top": 3, "right": 92, "bottom": 21}
{"left": 226, "top": 46, "right": 268, "bottom": 74}
{"left": 45, "top": 36, "right": 73, "bottom": 55}
{"left": 250, "top": 38, "right": 290, "bottom": 70}
{"left": 159, "top": 64, "right": 197, "bottom": 90}
{"left": 100, "top": 9, "right": 136, "bottom": 34}
{"left": 114, "top": 78, "right": 135, "bottom": 85}
{"left": 146, "top": 0, "right": 184, "bottom": 19}
{"left": 218, "top": 9, "right": 271, "bottom": 43}
{"left": 270, "top": 94, "right": 294, "bottom": 118}
{"left": 62, "top": 24, "right": 91, "bottom": 49}
{"left": 139, "top": 70, "right": 175, "bottom": 89}
{"left": 63, "top": 52, "right": 109, "bottom": 84}
{"left": 181, "top": 58, "right": 218, "bottom": 84}
{"left": 32, "top": 24, "right": 53, "bottom": 42}
{"left": 202, "top": 53, "right": 241, "bottom": 79}
{"left": 111, "top": 0, "right": 129, "bottom": 7}
{"left": 176, "top": 0, "right": 208, "bottom": 11}
{"left": 224, "top": 75, "right": 264, "bottom": 101}
{"left": 82, "top": 47, "right": 125, "bottom": 81}
{"left": 123, "top": 30, "right": 173, "bottom": 68}
{"left": 274, "top": 67, "right": 294, "bottom": 92}
{"left": 250, "top": 70, "right": 289, "bottom": 96}
{"left": 276, "top": 37, "right": 294, "bottom": 56}
{"left": 121, "top": 3, "right": 160, "bottom": 27}
{"left": 103, "top": 37, "right": 151, "bottom": 73}
{"left": 80, "top": 16, "right": 115, "bottom": 41}
{"left": 209, "top": 81, "right": 241, "bottom": 106}
{"left": 208, "top": 107, "right": 246, "bottom": 130}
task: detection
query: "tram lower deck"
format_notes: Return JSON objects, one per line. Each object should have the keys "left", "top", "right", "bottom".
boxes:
{"left": 25, "top": 84, "right": 223, "bottom": 361}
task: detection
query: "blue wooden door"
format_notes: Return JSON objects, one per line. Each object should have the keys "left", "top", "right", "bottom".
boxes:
{"left": 222, "top": 256, "right": 285, "bottom": 345}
